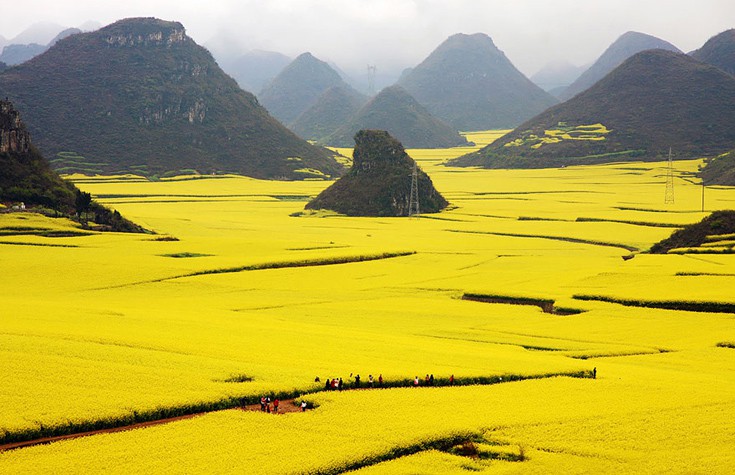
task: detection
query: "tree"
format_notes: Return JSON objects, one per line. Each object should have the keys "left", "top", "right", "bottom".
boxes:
{"left": 75, "top": 190, "right": 92, "bottom": 223}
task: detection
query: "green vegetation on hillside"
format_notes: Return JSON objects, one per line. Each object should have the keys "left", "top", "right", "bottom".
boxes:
{"left": 649, "top": 210, "right": 735, "bottom": 253}
{"left": 451, "top": 50, "right": 735, "bottom": 169}
{"left": 700, "top": 149, "right": 735, "bottom": 185}
{"left": 305, "top": 130, "right": 448, "bottom": 216}
{"left": 0, "top": 99, "right": 144, "bottom": 232}
{"left": 691, "top": 29, "right": 735, "bottom": 76}
{"left": 0, "top": 18, "right": 343, "bottom": 180}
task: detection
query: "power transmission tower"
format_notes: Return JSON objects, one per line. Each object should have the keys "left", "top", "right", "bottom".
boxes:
{"left": 408, "top": 162, "right": 420, "bottom": 217}
{"left": 367, "top": 65, "right": 377, "bottom": 96}
{"left": 664, "top": 148, "right": 675, "bottom": 204}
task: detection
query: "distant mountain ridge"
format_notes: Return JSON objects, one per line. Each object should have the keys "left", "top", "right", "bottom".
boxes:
{"left": 1, "top": 27, "right": 84, "bottom": 65}
{"left": 217, "top": 49, "right": 291, "bottom": 93}
{"left": 324, "top": 86, "right": 468, "bottom": 149}
{"left": 559, "top": 31, "right": 681, "bottom": 101}
{"left": 530, "top": 60, "right": 586, "bottom": 93}
{"left": 290, "top": 85, "right": 367, "bottom": 142}
{"left": 451, "top": 50, "right": 735, "bottom": 169}
{"left": 691, "top": 29, "right": 735, "bottom": 76}
{"left": 258, "top": 52, "right": 358, "bottom": 127}
{"left": 0, "top": 18, "right": 344, "bottom": 180}
{"left": 398, "top": 33, "right": 557, "bottom": 131}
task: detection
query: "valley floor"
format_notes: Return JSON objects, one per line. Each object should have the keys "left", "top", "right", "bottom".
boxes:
{"left": 1, "top": 134, "right": 733, "bottom": 473}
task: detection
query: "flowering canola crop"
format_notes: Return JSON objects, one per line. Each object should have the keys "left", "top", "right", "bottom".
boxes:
{"left": 1, "top": 137, "right": 734, "bottom": 473}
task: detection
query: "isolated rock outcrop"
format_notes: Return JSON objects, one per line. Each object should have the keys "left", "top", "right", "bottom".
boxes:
{"left": 305, "top": 130, "right": 448, "bottom": 216}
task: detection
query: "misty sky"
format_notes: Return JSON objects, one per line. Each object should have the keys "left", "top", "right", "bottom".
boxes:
{"left": 1, "top": 0, "right": 733, "bottom": 78}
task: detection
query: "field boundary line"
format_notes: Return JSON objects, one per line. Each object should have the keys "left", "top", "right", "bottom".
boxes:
{"left": 89, "top": 251, "right": 417, "bottom": 290}
{"left": 0, "top": 370, "right": 594, "bottom": 451}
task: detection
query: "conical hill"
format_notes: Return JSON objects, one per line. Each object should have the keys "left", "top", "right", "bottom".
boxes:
{"left": 450, "top": 50, "right": 735, "bottom": 169}
{"left": 258, "top": 52, "right": 357, "bottom": 127}
{"left": 324, "top": 86, "right": 468, "bottom": 148}
{"left": 290, "top": 85, "right": 367, "bottom": 142}
{"left": 0, "top": 18, "right": 343, "bottom": 179}
{"left": 305, "top": 130, "right": 448, "bottom": 217}
{"left": 691, "top": 29, "right": 735, "bottom": 76}
{"left": 398, "top": 33, "right": 557, "bottom": 131}
{"left": 559, "top": 31, "right": 681, "bottom": 101}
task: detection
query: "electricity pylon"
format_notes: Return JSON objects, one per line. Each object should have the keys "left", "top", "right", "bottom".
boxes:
{"left": 367, "top": 65, "right": 377, "bottom": 96}
{"left": 408, "top": 162, "right": 420, "bottom": 217}
{"left": 664, "top": 148, "right": 675, "bottom": 204}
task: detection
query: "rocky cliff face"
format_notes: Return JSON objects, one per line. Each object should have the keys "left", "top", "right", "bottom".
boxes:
{"left": 0, "top": 17, "right": 343, "bottom": 179}
{"left": 305, "top": 130, "right": 448, "bottom": 217}
{"left": 0, "top": 99, "right": 30, "bottom": 153}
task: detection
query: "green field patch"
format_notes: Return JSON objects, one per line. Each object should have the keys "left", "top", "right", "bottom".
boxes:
{"left": 0, "top": 226, "right": 91, "bottom": 238}
{"left": 519, "top": 216, "right": 573, "bottom": 222}
{"left": 575, "top": 217, "right": 684, "bottom": 228}
{"left": 96, "top": 251, "right": 418, "bottom": 289}
{"left": 449, "top": 230, "right": 638, "bottom": 252}
{"left": 0, "top": 240, "right": 80, "bottom": 248}
{"left": 287, "top": 245, "right": 350, "bottom": 251}
{"left": 668, "top": 247, "right": 734, "bottom": 254}
{"left": 573, "top": 294, "right": 735, "bottom": 314}
{"left": 269, "top": 195, "right": 312, "bottom": 202}
{"left": 461, "top": 293, "right": 585, "bottom": 315}
{"left": 218, "top": 374, "right": 254, "bottom": 383}
{"left": 615, "top": 206, "right": 700, "bottom": 214}
{"left": 158, "top": 252, "right": 212, "bottom": 258}
{"left": 567, "top": 348, "right": 671, "bottom": 360}
{"left": 705, "top": 233, "right": 735, "bottom": 241}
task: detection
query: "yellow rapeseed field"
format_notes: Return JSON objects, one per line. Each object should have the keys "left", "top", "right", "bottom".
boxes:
{"left": 1, "top": 133, "right": 734, "bottom": 473}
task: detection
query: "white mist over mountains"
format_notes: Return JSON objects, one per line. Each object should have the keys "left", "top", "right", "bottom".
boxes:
{"left": 1, "top": 0, "right": 733, "bottom": 91}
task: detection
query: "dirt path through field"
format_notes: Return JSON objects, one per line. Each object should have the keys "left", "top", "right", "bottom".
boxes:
{"left": 0, "top": 370, "right": 594, "bottom": 453}
{"left": 0, "top": 399, "right": 304, "bottom": 452}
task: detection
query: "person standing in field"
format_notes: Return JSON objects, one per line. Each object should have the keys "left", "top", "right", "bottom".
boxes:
{"left": 260, "top": 396, "right": 266, "bottom": 411}
{"left": 273, "top": 398, "right": 279, "bottom": 413}
{"left": 339, "top": 377, "right": 344, "bottom": 390}
{"left": 429, "top": 374, "right": 434, "bottom": 386}
{"left": 425, "top": 374, "right": 430, "bottom": 385}
{"left": 354, "top": 374, "right": 361, "bottom": 388}
{"left": 414, "top": 376, "right": 419, "bottom": 387}
{"left": 368, "top": 375, "right": 374, "bottom": 387}
{"left": 301, "top": 400, "right": 307, "bottom": 412}
{"left": 450, "top": 374, "right": 455, "bottom": 385}
{"left": 378, "top": 374, "right": 383, "bottom": 387}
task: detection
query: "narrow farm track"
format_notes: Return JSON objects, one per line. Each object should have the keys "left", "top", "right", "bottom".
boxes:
{"left": 0, "top": 371, "right": 594, "bottom": 453}
{"left": 0, "top": 400, "right": 303, "bottom": 452}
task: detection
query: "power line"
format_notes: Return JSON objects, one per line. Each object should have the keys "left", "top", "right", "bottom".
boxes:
{"left": 408, "top": 162, "right": 420, "bottom": 217}
{"left": 367, "top": 65, "right": 377, "bottom": 96}
{"left": 664, "top": 147, "right": 674, "bottom": 205}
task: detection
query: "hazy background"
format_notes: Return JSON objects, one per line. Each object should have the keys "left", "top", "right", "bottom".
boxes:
{"left": 1, "top": 0, "right": 733, "bottom": 87}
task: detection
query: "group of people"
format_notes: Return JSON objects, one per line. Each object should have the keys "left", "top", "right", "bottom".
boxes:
{"left": 413, "top": 374, "right": 445, "bottom": 386}
{"left": 319, "top": 373, "right": 385, "bottom": 390}
{"left": 317, "top": 373, "right": 458, "bottom": 389}
{"left": 259, "top": 396, "right": 280, "bottom": 413}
